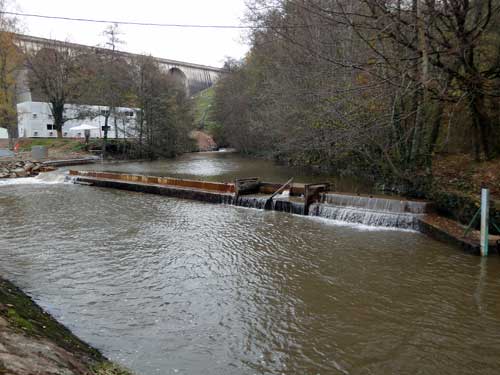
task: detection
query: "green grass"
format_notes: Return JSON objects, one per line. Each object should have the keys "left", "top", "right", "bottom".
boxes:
{"left": 7, "top": 308, "right": 34, "bottom": 331}
{"left": 192, "top": 87, "right": 219, "bottom": 130}
{"left": 18, "top": 138, "right": 86, "bottom": 152}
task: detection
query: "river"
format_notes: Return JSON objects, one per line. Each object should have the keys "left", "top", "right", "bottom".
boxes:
{"left": 74, "top": 151, "right": 374, "bottom": 193}
{"left": 1, "top": 152, "right": 499, "bottom": 375}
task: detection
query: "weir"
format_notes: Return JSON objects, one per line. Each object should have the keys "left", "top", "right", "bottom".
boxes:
{"left": 308, "top": 203, "right": 421, "bottom": 230}
{"left": 68, "top": 170, "right": 498, "bottom": 254}
{"left": 307, "top": 193, "right": 432, "bottom": 230}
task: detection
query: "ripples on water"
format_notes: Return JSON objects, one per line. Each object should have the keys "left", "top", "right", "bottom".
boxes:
{"left": 73, "top": 152, "right": 373, "bottom": 193}
{"left": 1, "top": 168, "right": 500, "bottom": 374}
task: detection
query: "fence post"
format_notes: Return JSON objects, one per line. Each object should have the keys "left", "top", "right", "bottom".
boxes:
{"left": 480, "top": 188, "right": 489, "bottom": 257}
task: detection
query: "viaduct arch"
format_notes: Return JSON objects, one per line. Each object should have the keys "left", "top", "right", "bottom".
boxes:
{"left": 14, "top": 34, "right": 224, "bottom": 102}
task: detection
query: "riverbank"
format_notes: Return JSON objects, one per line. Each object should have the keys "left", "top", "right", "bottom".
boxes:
{"left": 2, "top": 152, "right": 500, "bottom": 374}
{"left": 0, "top": 277, "right": 134, "bottom": 375}
{"left": 256, "top": 150, "right": 500, "bottom": 235}
{"left": 0, "top": 160, "right": 46, "bottom": 178}
{"left": 0, "top": 138, "right": 93, "bottom": 161}
{"left": 430, "top": 154, "right": 500, "bottom": 234}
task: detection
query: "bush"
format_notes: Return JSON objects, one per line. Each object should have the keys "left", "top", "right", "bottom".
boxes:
{"left": 430, "top": 189, "right": 500, "bottom": 235}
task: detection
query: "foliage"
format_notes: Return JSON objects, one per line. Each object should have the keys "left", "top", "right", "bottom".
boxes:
{"left": 429, "top": 189, "right": 500, "bottom": 235}
{"left": 192, "top": 87, "right": 227, "bottom": 146}
{"left": 93, "top": 24, "right": 133, "bottom": 155}
{"left": 214, "top": 0, "right": 500, "bottom": 194}
{"left": 131, "top": 55, "right": 194, "bottom": 158}
{"left": 21, "top": 26, "right": 194, "bottom": 158}
{"left": 192, "top": 87, "right": 217, "bottom": 129}
{"left": 0, "top": 2, "right": 22, "bottom": 144}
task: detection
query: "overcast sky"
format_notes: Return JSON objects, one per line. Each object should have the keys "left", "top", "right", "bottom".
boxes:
{"left": 9, "top": 0, "right": 250, "bottom": 67}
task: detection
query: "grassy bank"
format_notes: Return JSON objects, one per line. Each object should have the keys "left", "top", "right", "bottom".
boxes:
{"left": 0, "top": 277, "right": 134, "bottom": 375}
{"left": 16, "top": 138, "right": 88, "bottom": 153}
{"left": 191, "top": 88, "right": 226, "bottom": 147}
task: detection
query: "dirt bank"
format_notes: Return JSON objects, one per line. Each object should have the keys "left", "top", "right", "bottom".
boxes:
{"left": 189, "top": 131, "right": 217, "bottom": 152}
{"left": 0, "top": 277, "right": 134, "bottom": 375}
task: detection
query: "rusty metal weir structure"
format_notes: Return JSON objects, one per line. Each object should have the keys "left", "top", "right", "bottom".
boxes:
{"left": 69, "top": 170, "right": 499, "bottom": 255}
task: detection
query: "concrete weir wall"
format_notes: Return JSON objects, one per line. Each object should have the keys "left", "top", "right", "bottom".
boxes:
{"left": 69, "top": 170, "right": 235, "bottom": 204}
{"left": 69, "top": 171, "right": 308, "bottom": 213}
{"left": 68, "top": 170, "right": 497, "bottom": 255}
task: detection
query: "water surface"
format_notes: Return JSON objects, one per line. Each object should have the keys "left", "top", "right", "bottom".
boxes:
{"left": 75, "top": 152, "right": 373, "bottom": 193}
{"left": 1, "top": 156, "right": 499, "bottom": 375}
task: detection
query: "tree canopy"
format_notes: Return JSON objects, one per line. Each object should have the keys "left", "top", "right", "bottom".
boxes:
{"left": 214, "top": 0, "right": 500, "bottom": 193}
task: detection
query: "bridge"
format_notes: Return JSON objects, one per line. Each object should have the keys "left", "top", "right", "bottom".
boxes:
{"left": 14, "top": 34, "right": 224, "bottom": 102}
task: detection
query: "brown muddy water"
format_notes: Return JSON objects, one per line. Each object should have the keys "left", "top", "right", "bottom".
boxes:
{"left": 1, "top": 152, "right": 500, "bottom": 375}
{"left": 73, "top": 151, "right": 373, "bottom": 193}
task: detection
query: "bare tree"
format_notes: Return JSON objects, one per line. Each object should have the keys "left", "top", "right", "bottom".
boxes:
{"left": 214, "top": 0, "right": 500, "bottom": 194}
{"left": 94, "top": 24, "right": 132, "bottom": 157}
{"left": 25, "top": 40, "right": 92, "bottom": 138}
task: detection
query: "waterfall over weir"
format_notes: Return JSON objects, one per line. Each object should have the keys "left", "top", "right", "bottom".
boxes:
{"left": 320, "top": 193, "right": 430, "bottom": 214}
{"left": 234, "top": 195, "right": 304, "bottom": 215}
{"left": 69, "top": 170, "right": 431, "bottom": 231}
{"left": 233, "top": 193, "right": 427, "bottom": 230}
{"left": 308, "top": 193, "right": 431, "bottom": 230}
{"left": 308, "top": 203, "right": 421, "bottom": 230}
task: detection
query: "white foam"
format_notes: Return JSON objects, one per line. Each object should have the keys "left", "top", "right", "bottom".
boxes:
{"left": 307, "top": 215, "right": 418, "bottom": 233}
{"left": 232, "top": 202, "right": 417, "bottom": 232}
{"left": 0, "top": 171, "right": 67, "bottom": 186}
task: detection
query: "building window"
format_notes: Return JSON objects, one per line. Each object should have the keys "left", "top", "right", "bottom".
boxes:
{"left": 33, "top": 131, "right": 39, "bottom": 137}
{"left": 100, "top": 110, "right": 110, "bottom": 116}
{"left": 126, "top": 111, "right": 134, "bottom": 117}
{"left": 47, "top": 124, "right": 54, "bottom": 130}
{"left": 102, "top": 125, "right": 110, "bottom": 131}
{"left": 49, "top": 132, "right": 53, "bottom": 136}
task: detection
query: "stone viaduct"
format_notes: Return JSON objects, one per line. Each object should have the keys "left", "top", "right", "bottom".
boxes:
{"left": 14, "top": 34, "right": 224, "bottom": 102}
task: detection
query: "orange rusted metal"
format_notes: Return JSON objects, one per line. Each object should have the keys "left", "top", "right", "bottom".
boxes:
{"left": 69, "top": 170, "right": 235, "bottom": 193}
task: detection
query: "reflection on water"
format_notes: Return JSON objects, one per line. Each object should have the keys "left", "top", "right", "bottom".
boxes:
{"left": 1, "top": 156, "right": 500, "bottom": 375}
{"left": 74, "top": 152, "right": 373, "bottom": 193}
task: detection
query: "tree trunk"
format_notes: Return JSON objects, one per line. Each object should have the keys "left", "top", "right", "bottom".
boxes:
{"left": 427, "top": 100, "right": 444, "bottom": 159}
{"left": 6, "top": 126, "right": 15, "bottom": 149}
{"left": 470, "top": 93, "right": 493, "bottom": 160}
{"left": 51, "top": 101, "right": 65, "bottom": 138}
{"left": 138, "top": 110, "right": 144, "bottom": 158}
{"left": 122, "top": 118, "right": 127, "bottom": 158}
{"left": 102, "top": 114, "right": 110, "bottom": 159}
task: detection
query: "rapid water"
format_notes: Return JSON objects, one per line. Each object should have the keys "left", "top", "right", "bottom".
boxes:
{"left": 0, "top": 170, "right": 67, "bottom": 186}
{"left": 1, "top": 154, "right": 500, "bottom": 375}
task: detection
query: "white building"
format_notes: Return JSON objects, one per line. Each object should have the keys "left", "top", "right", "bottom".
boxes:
{"left": 17, "top": 102, "right": 138, "bottom": 139}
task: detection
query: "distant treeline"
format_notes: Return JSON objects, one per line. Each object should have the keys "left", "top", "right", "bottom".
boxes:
{"left": 213, "top": 0, "right": 500, "bottom": 194}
